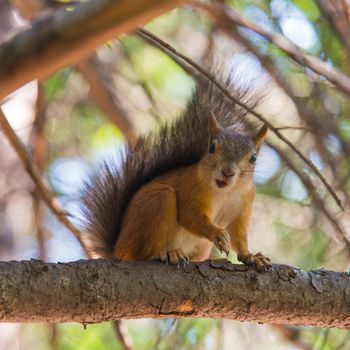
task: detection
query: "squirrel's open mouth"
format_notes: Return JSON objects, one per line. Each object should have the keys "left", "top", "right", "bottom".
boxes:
{"left": 216, "top": 179, "right": 228, "bottom": 188}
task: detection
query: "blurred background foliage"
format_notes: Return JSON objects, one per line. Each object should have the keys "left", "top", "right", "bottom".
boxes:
{"left": 0, "top": 0, "right": 350, "bottom": 349}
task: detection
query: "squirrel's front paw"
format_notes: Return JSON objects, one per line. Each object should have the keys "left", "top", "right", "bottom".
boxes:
{"left": 212, "top": 229, "right": 231, "bottom": 256}
{"left": 158, "top": 249, "right": 189, "bottom": 266}
{"left": 238, "top": 252, "right": 272, "bottom": 272}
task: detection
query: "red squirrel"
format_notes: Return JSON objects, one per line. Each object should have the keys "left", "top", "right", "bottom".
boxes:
{"left": 82, "top": 70, "right": 271, "bottom": 271}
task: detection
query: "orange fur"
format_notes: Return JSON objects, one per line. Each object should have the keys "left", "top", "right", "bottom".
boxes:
{"left": 113, "top": 117, "right": 271, "bottom": 271}
{"left": 228, "top": 187, "right": 255, "bottom": 257}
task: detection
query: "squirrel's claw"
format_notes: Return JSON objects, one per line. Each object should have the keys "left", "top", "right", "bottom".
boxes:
{"left": 213, "top": 229, "right": 231, "bottom": 256}
{"left": 159, "top": 249, "right": 190, "bottom": 266}
{"left": 238, "top": 252, "right": 272, "bottom": 272}
{"left": 177, "top": 256, "right": 189, "bottom": 268}
{"left": 158, "top": 251, "right": 169, "bottom": 265}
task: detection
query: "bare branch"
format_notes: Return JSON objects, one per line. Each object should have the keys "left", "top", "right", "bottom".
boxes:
{"left": 319, "top": 0, "right": 350, "bottom": 60}
{"left": 0, "top": 0, "right": 186, "bottom": 100}
{"left": 137, "top": 28, "right": 343, "bottom": 211}
{"left": 76, "top": 56, "right": 137, "bottom": 146}
{"left": 1, "top": 259, "right": 350, "bottom": 329}
{"left": 266, "top": 140, "right": 350, "bottom": 256}
{"left": 0, "top": 107, "right": 84, "bottom": 247}
{"left": 113, "top": 321, "right": 134, "bottom": 350}
{"left": 120, "top": 43, "right": 161, "bottom": 121}
{"left": 30, "top": 82, "right": 48, "bottom": 261}
{"left": 197, "top": 1, "right": 350, "bottom": 98}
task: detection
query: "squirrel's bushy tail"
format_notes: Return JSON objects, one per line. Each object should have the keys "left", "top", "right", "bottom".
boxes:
{"left": 81, "top": 66, "right": 260, "bottom": 258}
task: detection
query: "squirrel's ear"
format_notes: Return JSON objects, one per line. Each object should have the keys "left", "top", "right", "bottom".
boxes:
{"left": 209, "top": 112, "right": 223, "bottom": 139}
{"left": 253, "top": 124, "right": 268, "bottom": 147}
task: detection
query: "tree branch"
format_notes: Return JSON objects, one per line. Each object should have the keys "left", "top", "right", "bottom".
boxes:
{"left": 75, "top": 56, "right": 137, "bottom": 146}
{"left": 113, "top": 320, "right": 134, "bottom": 350}
{"left": 0, "top": 107, "right": 84, "bottom": 247}
{"left": 0, "top": 259, "right": 349, "bottom": 329}
{"left": 0, "top": 0, "right": 185, "bottom": 100}
{"left": 266, "top": 140, "right": 350, "bottom": 255}
{"left": 319, "top": 0, "right": 350, "bottom": 61}
{"left": 197, "top": 1, "right": 350, "bottom": 98}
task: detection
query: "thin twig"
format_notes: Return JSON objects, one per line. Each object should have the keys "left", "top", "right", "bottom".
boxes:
{"left": 113, "top": 320, "right": 134, "bottom": 350}
{"left": 197, "top": 1, "right": 350, "bottom": 98}
{"left": 318, "top": 0, "right": 350, "bottom": 63}
{"left": 266, "top": 140, "right": 350, "bottom": 255}
{"left": 0, "top": 107, "right": 85, "bottom": 247}
{"left": 243, "top": 35, "right": 343, "bottom": 167}
{"left": 137, "top": 28, "right": 343, "bottom": 210}
{"left": 31, "top": 82, "right": 48, "bottom": 261}
{"left": 120, "top": 42, "right": 161, "bottom": 121}
{"left": 76, "top": 55, "right": 137, "bottom": 146}
{"left": 137, "top": 31, "right": 200, "bottom": 78}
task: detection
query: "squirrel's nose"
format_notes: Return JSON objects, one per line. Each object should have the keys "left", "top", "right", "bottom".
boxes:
{"left": 221, "top": 169, "right": 235, "bottom": 178}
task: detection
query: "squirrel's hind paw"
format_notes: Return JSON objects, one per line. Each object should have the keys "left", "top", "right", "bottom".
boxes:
{"left": 157, "top": 249, "right": 190, "bottom": 266}
{"left": 238, "top": 252, "right": 272, "bottom": 272}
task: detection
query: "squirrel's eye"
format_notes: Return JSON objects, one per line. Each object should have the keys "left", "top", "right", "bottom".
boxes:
{"left": 249, "top": 152, "right": 257, "bottom": 164}
{"left": 209, "top": 142, "right": 215, "bottom": 154}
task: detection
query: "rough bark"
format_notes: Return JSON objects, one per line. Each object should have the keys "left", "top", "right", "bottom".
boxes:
{"left": 0, "top": 0, "right": 185, "bottom": 100}
{"left": 0, "top": 259, "right": 349, "bottom": 328}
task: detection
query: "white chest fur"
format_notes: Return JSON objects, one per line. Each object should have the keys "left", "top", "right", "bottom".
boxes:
{"left": 211, "top": 187, "right": 242, "bottom": 228}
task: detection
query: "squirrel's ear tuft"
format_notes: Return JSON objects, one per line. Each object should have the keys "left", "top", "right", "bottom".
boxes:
{"left": 253, "top": 124, "right": 268, "bottom": 147}
{"left": 209, "top": 112, "right": 223, "bottom": 139}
